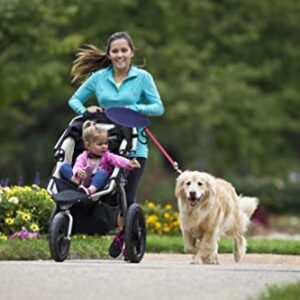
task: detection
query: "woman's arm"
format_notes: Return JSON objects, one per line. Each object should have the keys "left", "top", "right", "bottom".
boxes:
{"left": 68, "top": 73, "right": 97, "bottom": 114}
{"left": 133, "top": 72, "right": 164, "bottom": 117}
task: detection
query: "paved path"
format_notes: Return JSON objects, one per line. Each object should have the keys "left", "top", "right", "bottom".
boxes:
{"left": 0, "top": 254, "right": 300, "bottom": 300}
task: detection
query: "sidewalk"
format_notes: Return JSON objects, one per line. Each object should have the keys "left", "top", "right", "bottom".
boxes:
{"left": 143, "top": 253, "right": 300, "bottom": 264}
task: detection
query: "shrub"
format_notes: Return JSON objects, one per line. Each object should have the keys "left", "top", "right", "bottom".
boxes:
{"left": 142, "top": 200, "right": 181, "bottom": 235}
{"left": 233, "top": 177, "right": 300, "bottom": 214}
{"left": 0, "top": 185, "right": 54, "bottom": 237}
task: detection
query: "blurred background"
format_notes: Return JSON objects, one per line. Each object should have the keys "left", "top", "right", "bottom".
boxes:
{"left": 0, "top": 0, "right": 299, "bottom": 230}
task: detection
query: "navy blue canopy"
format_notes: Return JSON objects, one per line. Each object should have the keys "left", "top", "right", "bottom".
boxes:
{"left": 105, "top": 107, "right": 150, "bottom": 128}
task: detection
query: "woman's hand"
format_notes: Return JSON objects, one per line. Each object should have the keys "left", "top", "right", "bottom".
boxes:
{"left": 87, "top": 106, "right": 103, "bottom": 113}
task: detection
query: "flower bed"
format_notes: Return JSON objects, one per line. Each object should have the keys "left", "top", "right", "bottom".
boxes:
{"left": 0, "top": 185, "right": 181, "bottom": 240}
{"left": 0, "top": 185, "right": 54, "bottom": 240}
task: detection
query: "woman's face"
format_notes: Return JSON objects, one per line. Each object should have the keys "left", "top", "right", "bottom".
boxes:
{"left": 108, "top": 38, "right": 134, "bottom": 73}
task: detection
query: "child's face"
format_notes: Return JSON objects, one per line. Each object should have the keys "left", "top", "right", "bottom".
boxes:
{"left": 86, "top": 132, "right": 108, "bottom": 157}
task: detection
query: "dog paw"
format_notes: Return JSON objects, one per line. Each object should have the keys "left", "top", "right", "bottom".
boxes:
{"left": 210, "top": 259, "right": 220, "bottom": 265}
{"left": 234, "top": 252, "right": 242, "bottom": 263}
{"left": 202, "top": 256, "right": 219, "bottom": 265}
{"left": 190, "top": 261, "right": 200, "bottom": 265}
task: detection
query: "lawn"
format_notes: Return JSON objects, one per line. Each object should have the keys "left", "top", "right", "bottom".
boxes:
{"left": 0, "top": 235, "right": 300, "bottom": 260}
{"left": 257, "top": 282, "right": 300, "bottom": 300}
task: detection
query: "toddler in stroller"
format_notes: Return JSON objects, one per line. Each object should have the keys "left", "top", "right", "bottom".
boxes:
{"left": 47, "top": 112, "right": 147, "bottom": 263}
{"left": 60, "top": 119, "right": 141, "bottom": 194}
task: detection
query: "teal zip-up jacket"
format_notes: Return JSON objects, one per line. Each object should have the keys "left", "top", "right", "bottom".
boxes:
{"left": 69, "top": 65, "right": 164, "bottom": 158}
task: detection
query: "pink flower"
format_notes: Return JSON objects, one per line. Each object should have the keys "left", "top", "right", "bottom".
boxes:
{"left": 9, "top": 226, "right": 40, "bottom": 240}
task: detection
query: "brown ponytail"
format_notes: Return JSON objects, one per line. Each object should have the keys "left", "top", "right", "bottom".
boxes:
{"left": 71, "top": 44, "right": 111, "bottom": 84}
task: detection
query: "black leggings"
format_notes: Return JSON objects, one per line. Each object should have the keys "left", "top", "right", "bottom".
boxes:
{"left": 125, "top": 157, "right": 146, "bottom": 207}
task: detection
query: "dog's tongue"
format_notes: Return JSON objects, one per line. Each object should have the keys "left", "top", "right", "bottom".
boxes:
{"left": 188, "top": 198, "right": 197, "bottom": 206}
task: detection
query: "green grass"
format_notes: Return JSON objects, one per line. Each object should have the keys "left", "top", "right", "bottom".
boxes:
{"left": 0, "top": 235, "right": 300, "bottom": 260}
{"left": 0, "top": 236, "right": 111, "bottom": 260}
{"left": 147, "top": 235, "right": 300, "bottom": 255}
{"left": 257, "top": 282, "right": 300, "bottom": 300}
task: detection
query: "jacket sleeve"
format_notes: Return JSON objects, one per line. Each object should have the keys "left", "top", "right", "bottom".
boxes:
{"left": 72, "top": 152, "right": 87, "bottom": 175}
{"left": 132, "top": 72, "right": 164, "bottom": 117}
{"left": 68, "top": 73, "right": 97, "bottom": 114}
{"left": 106, "top": 152, "right": 133, "bottom": 170}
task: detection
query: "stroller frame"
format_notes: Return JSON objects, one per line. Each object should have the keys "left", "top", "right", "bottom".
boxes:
{"left": 47, "top": 112, "right": 146, "bottom": 263}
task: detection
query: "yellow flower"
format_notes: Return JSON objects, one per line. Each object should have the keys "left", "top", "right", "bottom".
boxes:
{"left": 163, "top": 213, "right": 171, "bottom": 219}
{"left": 0, "top": 235, "right": 8, "bottom": 241}
{"left": 164, "top": 204, "right": 172, "bottom": 210}
{"left": 147, "top": 214, "right": 158, "bottom": 224}
{"left": 172, "top": 220, "right": 180, "bottom": 226}
{"left": 146, "top": 201, "right": 155, "bottom": 208}
{"left": 163, "top": 226, "right": 171, "bottom": 233}
{"left": 5, "top": 210, "right": 14, "bottom": 217}
{"left": 30, "top": 224, "right": 40, "bottom": 232}
{"left": 155, "top": 222, "right": 161, "bottom": 229}
{"left": 23, "top": 186, "right": 32, "bottom": 192}
{"left": 8, "top": 196, "right": 19, "bottom": 205}
{"left": 21, "top": 213, "right": 31, "bottom": 221}
{"left": 31, "top": 184, "right": 40, "bottom": 190}
{"left": 5, "top": 218, "right": 14, "bottom": 225}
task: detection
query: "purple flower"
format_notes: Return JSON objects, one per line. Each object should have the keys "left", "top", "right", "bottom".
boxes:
{"left": 17, "top": 177, "right": 24, "bottom": 187}
{"left": 9, "top": 226, "right": 40, "bottom": 240}
{"left": 34, "top": 172, "right": 41, "bottom": 185}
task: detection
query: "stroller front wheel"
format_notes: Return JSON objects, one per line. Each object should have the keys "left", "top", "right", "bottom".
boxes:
{"left": 124, "top": 203, "right": 146, "bottom": 263}
{"left": 49, "top": 212, "right": 71, "bottom": 262}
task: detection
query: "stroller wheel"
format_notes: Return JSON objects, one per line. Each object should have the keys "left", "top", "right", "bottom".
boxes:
{"left": 49, "top": 212, "right": 71, "bottom": 262}
{"left": 48, "top": 204, "right": 59, "bottom": 229}
{"left": 124, "top": 203, "right": 146, "bottom": 263}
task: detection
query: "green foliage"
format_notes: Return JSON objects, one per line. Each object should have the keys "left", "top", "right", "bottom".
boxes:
{"left": 233, "top": 177, "right": 300, "bottom": 214}
{"left": 257, "top": 282, "right": 300, "bottom": 300}
{"left": 0, "top": 185, "right": 54, "bottom": 236}
{"left": 0, "top": 0, "right": 299, "bottom": 187}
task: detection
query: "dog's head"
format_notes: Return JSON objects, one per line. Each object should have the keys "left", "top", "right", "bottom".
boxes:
{"left": 175, "top": 171, "right": 216, "bottom": 208}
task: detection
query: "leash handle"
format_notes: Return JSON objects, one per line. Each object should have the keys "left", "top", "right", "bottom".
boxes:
{"left": 145, "top": 128, "right": 182, "bottom": 174}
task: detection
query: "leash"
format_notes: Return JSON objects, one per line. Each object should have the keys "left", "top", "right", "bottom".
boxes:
{"left": 104, "top": 108, "right": 182, "bottom": 174}
{"left": 144, "top": 128, "right": 182, "bottom": 174}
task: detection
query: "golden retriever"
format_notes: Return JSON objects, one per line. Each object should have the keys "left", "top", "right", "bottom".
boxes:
{"left": 175, "top": 171, "right": 258, "bottom": 264}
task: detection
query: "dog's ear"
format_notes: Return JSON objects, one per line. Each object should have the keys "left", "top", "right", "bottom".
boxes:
{"left": 205, "top": 174, "right": 217, "bottom": 196}
{"left": 175, "top": 171, "right": 188, "bottom": 198}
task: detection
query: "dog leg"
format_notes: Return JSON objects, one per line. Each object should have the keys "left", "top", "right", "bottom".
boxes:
{"left": 182, "top": 231, "right": 197, "bottom": 254}
{"left": 233, "top": 234, "right": 246, "bottom": 263}
{"left": 191, "top": 254, "right": 201, "bottom": 264}
{"left": 200, "top": 233, "right": 219, "bottom": 265}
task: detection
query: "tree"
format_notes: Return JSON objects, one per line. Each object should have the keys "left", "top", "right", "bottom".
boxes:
{"left": 0, "top": 0, "right": 299, "bottom": 187}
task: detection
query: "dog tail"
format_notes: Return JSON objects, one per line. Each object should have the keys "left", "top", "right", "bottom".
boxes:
{"left": 239, "top": 196, "right": 259, "bottom": 218}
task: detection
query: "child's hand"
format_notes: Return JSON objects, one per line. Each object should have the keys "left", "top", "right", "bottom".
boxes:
{"left": 76, "top": 168, "right": 88, "bottom": 179}
{"left": 129, "top": 158, "right": 141, "bottom": 169}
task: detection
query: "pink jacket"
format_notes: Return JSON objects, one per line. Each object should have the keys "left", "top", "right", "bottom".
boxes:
{"left": 73, "top": 150, "right": 133, "bottom": 178}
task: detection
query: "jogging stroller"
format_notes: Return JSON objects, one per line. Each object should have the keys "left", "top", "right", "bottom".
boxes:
{"left": 47, "top": 112, "right": 146, "bottom": 263}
